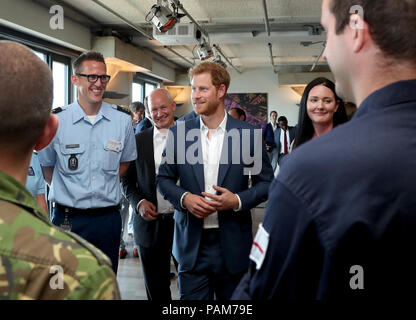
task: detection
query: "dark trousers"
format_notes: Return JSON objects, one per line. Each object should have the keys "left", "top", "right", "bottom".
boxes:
{"left": 52, "top": 205, "right": 121, "bottom": 274}
{"left": 178, "top": 229, "right": 246, "bottom": 300}
{"left": 138, "top": 213, "right": 175, "bottom": 301}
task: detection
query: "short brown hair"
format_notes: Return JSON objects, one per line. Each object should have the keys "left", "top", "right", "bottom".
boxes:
{"left": 330, "top": 0, "right": 416, "bottom": 64}
{"left": 0, "top": 41, "right": 53, "bottom": 153}
{"left": 188, "top": 62, "right": 231, "bottom": 92}
{"left": 72, "top": 51, "right": 106, "bottom": 74}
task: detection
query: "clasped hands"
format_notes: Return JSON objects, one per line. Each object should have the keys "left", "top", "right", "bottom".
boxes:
{"left": 183, "top": 185, "right": 239, "bottom": 219}
{"left": 137, "top": 200, "right": 159, "bottom": 221}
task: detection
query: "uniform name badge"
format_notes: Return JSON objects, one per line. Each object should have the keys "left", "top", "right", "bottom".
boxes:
{"left": 249, "top": 223, "right": 270, "bottom": 270}
{"left": 68, "top": 154, "right": 78, "bottom": 170}
{"left": 105, "top": 139, "right": 122, "bottom": 152}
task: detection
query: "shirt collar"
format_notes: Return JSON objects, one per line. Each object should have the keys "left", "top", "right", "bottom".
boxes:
{"left": 354, "top": 79, "right": 416, "bottom": 119}
{"left": 200, "top": 110, "right": 227, "bottom": 133}
{"left": 71, "top": 101, "right": 110, "bottom": 124}
{"left": 153, "top": 126, "right": 169, "bottom": 140}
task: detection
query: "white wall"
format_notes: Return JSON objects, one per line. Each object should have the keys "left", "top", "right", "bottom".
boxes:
{"left": 173, "top": 67, "right": 302, "bottom": 125}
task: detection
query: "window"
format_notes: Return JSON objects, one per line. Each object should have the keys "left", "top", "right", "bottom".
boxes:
{"left": 52, "top": 61, "right": 69, "bottom": 109}
{"left": 145, "top": 83, "right": 157, "bottom": 97}
{"left": 132, "top": 73, "right": 162, "bottom": 103}
{"left": 33, "top": 50, "right": 46, "bottom": 62}
{"left": 132, "top": 83, "right": 143, "bottom": 103}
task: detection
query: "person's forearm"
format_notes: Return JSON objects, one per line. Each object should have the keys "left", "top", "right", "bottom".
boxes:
{"left": 41, "top": 166, "right": 54, "bottom": 185}
{"left": 36, "top": 194, "right": 48, "bottom": 214}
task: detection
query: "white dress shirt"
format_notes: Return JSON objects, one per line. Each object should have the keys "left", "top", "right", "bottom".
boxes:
{"left": 279, "top": 129, "right": 291, "bottom": 154}
{"left": 200, "top": 112, "right": 227, "bottom": 228}
{"left": 153, "top": 127, "right": 175, "bottom": 214}
{"left": 138, "top": 126, "right": 174, "bottom": 214}
{"left": 180, "top": 112, "right": 242, "bottom": 228}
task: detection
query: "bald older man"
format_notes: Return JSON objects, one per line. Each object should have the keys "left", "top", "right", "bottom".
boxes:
{"left": 0, "top": 41, "right": 119, "bottom": 299}
{"left": 121, "top": 88, "right": 177, "bottom": 300}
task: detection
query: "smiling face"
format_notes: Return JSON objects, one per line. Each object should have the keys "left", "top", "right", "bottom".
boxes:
{"left": 72, "top": 60, "right": 107, "bottom": 107}
{"left": 306, "top": 84, "right": 339, "bottom": 127}
{"left": 191, "top": 72, "right": 225, "bottom": 116}
{"left": 149, "top": 89, "right": 176, "bottom": 129}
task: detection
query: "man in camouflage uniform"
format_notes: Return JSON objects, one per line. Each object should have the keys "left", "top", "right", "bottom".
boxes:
{"left": 0, "top": 41, "right": 120, "bottom": 300}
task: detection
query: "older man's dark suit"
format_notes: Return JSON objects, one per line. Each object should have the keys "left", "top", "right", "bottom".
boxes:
{"left": 156, "top": 114, "right": 274, "bottom": 299}
{"left": 121, "top": 127, "right": 174, "bottom": 300}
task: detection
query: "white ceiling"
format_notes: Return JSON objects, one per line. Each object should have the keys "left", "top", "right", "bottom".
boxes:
{"left": 44, "top": 0, "right": 329, "bottom": 73}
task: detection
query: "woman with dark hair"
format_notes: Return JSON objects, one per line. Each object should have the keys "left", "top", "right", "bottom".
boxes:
{"left": 292, "top": 77, "right": 348, "bottom": 150}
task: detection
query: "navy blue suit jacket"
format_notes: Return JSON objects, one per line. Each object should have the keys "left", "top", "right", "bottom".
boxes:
{"left": 262, "top": 123, "right": 276, "bottom": 152}
{"left": 156, "top": 114, "right": 274, "bottom": 274}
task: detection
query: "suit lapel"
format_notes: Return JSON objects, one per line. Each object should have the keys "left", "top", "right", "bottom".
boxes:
{"left": 188, "top": 117, "right": 205, "bottom": 193}
{"left": 217, "top": 114, "right": 239, "bottom": 187}
{"left": 144, "top": 128, "right": 156, "bottom": 192}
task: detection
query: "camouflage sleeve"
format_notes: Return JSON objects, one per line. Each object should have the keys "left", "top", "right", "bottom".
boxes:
{"left": 66, "top": 265, "right": 121, "bottom": 300}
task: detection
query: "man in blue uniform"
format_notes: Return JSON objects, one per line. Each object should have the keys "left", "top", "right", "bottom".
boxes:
{"left": 233, "top": 0, "right": 416, "bottom": 299}
{"left": 39, "top": 51, "right": 137, "bottom": 273}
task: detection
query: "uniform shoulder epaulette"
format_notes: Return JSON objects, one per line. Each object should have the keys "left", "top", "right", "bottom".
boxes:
{"left": 52, "top": 107, "right": 64, "bottom": 114}
{"left": 115, "top": 105, "right": 131, "bottom": 116}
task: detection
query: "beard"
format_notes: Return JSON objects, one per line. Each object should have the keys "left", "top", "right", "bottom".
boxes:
{"left": 193, "top": 98, "right": 220, "bottom": 116}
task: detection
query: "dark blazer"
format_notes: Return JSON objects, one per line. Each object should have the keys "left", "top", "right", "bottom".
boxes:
{"left": 177, "top": 110, "right": 197, "bottom": 122}
{"left": 156, "top": 114, "right": 274, "bottom": 274}
{"left": 274, "top": 126, "right": 297, "bottom": 154}
{"left": 121, "top": 127, "right": 160, "bottom": 248}
{"left": 262, "top": 123, "right": 277, "bottom": 151}
{"left": 135, "top": 117, "right": 153, "bottom": 135}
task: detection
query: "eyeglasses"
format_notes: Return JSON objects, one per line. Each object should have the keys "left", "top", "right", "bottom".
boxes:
{"left": 76, "top": 73, "right": 111, "bottom": 84}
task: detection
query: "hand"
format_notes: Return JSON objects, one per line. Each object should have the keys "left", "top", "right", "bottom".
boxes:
{"left": 266, "top": 145, "right": 271, "bottom": 151}
{"left": 183, "top": 193, "right": 216, "bottom": 219}
{"left": 202, "top": 186, "right": 239, "bottom": 211}
{"left": 137, "top": 200, "right": 159, "bottom": 221}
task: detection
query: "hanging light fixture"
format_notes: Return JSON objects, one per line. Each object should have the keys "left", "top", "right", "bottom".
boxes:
{"left": 146, "top": 0, "right": 181, "bottom": 32}
{"left": 196, "top": 36, "right": 213, "bottom": 61}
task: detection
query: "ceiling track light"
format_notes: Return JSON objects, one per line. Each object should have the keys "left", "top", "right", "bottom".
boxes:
{"left": 212, "top": 55, "right": 227, "bottom": 69}
{"left": 146, "top": 0, "right": 185, "bottom": 33}
{"left": 196, "top": 37, "right": 213, "bottom": 61}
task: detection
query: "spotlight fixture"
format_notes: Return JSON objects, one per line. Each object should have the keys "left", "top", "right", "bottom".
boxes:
{"left": 212, "top": 55, "right": 227, "bottom": 68}
{"left": 196, "top": 37, "right": 213, "bottom": 61}
{"left": 146, "top": 0, "right": 183, "bottom": 33}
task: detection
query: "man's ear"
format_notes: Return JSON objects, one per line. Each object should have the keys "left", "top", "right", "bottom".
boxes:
{"left": 217, "top": 84, "right": 227, "bottom": 100}
{"left": 71, "top": 74, "right": 79, "bottom": 86}
{"left": 34, "top": 114, "right": 59, "bottom": 151}
{"left": 349, "top": 13, "right": 368, "bottom": 53}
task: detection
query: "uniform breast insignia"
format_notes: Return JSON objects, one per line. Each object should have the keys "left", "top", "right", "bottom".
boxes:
{"left": 116, "top": 105, "right": 131, "bottom": 116}
{"left": 28, "top": 166, "right": 35, "bottom": 176}
{"left": 52, "top": 107, "right": 63, "bottom": 114}
{"left": 68, "top": 154, "right": 78, "bottom": 170}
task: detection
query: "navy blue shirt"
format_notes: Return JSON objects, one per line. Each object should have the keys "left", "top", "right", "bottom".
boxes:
{"left": 233, "top": 79, "right": 416, "bottom": 300}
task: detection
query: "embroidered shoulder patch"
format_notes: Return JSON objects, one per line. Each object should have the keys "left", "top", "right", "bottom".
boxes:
{"left": 249, "top": 223, "right": 270, "bottom": 270}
